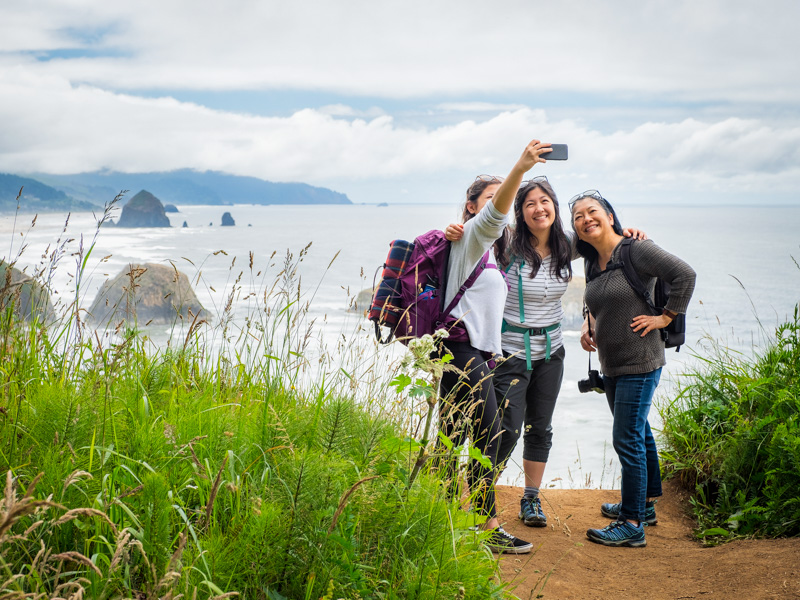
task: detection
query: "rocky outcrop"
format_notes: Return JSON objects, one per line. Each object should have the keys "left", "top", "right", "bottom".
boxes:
{"left": 88, "top": 263, "right": 207, "bottom": 327}
{"left": 561, "top": 276, "right": 586, "bottom": 330}
{"left": 350, "top": 287, "right": 376, "bottom": 313}
{"left": 116, "top": 190, "right": 171, "bottom": 228}
{"left": 164, "top": 204, "right": 179, "bottom": 213}
{"left": 221, "top": 212, "right": 235, "bottom": 226}
{"left": 0, "top": 261, "right": 55, "bottom": 323}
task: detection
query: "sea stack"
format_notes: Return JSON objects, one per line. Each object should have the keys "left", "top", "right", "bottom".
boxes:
{"left": 88, "top": 263, "right": 207, "bottom": 326}
{"left": 116, "top": 190, "right": 171, "bottom": 228}
{"left": 0, "top": 260, "right": 55, "bottom": 323}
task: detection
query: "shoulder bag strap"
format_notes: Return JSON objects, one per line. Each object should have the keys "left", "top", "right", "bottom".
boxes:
{"left": 442, "top": 249, "right": 491, "bottom": 316}
{"left": 619, "top": 238, "right": 658, "bottom": 313}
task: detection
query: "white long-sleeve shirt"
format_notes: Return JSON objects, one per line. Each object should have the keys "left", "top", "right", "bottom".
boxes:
{"left": 444, "top": 202, "right": 509, "bottom": 355}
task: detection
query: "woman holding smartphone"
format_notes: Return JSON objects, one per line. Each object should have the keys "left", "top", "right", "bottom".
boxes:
{"left": 570, "top": 190, "right": 695, "bottom": 547}
{"left": 437, "top": 138, "right": 556, "bottom": 554}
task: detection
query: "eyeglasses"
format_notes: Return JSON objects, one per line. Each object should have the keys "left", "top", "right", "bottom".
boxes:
{"left": 568, "top": 189, "right": 607, "bottom": 209}
{"left": 474, "top": 174, "right": 505, "bottom": 183}
{"left": 520, "top": 175, "right": 548, "bottom": 187}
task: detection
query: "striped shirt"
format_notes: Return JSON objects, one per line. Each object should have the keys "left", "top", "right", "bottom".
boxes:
{"left": 501, "top": 253, "right": 571, "bottom": 360}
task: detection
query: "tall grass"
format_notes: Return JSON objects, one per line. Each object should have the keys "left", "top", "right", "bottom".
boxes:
{"left": 659, "top": 304, "right": 800, "bottom": 539}
{"left": 0, "top": 200, "right": 510, "bottom": 599}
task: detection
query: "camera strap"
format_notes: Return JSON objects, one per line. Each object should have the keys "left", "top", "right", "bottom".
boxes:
{"left": 583, "top": 299, "right": 597, "bottom": 373}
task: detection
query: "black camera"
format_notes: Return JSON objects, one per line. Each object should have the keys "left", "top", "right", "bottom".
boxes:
{"left": 578, "top": 369, "right": 605, "bottom": 394}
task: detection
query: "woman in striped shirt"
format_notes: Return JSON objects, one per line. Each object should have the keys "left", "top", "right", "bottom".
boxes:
{"left": 447, "top": 179, "right": 645, "bottom": 529}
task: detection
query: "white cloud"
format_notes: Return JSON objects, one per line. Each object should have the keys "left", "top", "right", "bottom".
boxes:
{"left": 1, "top": 0, "right": 799, "bottom": 204}
{"left": 3, "top": 0, "right": 800, "bottom": 103}
{"left": 1, "top": 68, "right": 798, "bottom": 204}
{"left": 436, "top": 103, "right": 528, "bottom": 113}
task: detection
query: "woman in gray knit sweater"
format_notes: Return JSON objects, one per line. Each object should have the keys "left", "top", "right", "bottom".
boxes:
{"left": 570, "top": 190, "right": 695, "bottom": 548}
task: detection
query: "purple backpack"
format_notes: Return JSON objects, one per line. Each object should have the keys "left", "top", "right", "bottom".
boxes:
{"left": 368, "top": 230, "right": 491, "bottom": 345}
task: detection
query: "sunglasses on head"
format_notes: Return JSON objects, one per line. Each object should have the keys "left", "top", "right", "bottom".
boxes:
{"left": 474, "top": 174, "right": 505, "bottom": 184}
{"left": 520, "top": 175, "right": 549, "bottom": 187}
{"left": 568, "top": 189, "right": 607, "bottom": 210}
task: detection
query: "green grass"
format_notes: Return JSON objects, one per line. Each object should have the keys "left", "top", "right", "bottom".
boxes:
{"left": 659, "top": 305, "right": 800, "bottom": 540}
{"left": 0, "top": 205, "right": 510, "bottom": 599}
{"left": 0, "top": 306, "right": 509, "bottom": 599}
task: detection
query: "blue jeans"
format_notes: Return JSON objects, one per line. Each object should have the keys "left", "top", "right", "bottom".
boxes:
{"left": 603, "top": 369, "right": 663, "bottom": 523}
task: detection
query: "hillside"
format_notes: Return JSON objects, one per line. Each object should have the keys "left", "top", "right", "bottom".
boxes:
{"left": 34, "top": 169, "right": 352, "bottom": 206}
{"left": 0, "top": 173, "right": 96, "bottom": 213}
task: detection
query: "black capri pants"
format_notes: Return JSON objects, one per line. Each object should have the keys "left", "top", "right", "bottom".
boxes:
{"left": 494, "top": 344, "right": 565, "bottom": 468}
{"left": 438, "top": 341, "right": 503, "bottom": 519}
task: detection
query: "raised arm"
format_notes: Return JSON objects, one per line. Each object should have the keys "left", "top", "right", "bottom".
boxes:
{"left": 491, "top": 139, "right": 552, "bottom": 216}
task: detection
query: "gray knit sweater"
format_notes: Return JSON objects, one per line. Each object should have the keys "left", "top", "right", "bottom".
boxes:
{"left": 584, "top": 239, "right": 696, "bottom": 377}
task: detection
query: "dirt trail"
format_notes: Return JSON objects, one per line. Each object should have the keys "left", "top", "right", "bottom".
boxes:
{"left": 496, "top": 480, "right": 800, "bottom": 599}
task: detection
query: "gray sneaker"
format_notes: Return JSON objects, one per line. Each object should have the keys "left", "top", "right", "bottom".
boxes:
{"left": 600, "top": 500, "right": 658, "bottom": 526}
{"left": 587, "top": 520, "right": 646, "bottom": 547}
{"left": 519, "top": 495, "right": 547, "bottom": 527}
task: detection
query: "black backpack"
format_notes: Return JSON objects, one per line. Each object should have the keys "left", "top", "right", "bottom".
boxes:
{"left": 585, "top": 238, "right": 686, "bottom": 351}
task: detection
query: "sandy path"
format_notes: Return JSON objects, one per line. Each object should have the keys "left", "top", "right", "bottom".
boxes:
{"left": 496, "top": 480, "right": 800, "bottom": 599}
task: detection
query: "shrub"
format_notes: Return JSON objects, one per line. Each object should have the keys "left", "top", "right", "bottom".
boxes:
{"left": 660, "top": 305, "right": 800, "bottom": 538}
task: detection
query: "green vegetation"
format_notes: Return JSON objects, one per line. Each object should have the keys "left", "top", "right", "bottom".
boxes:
{"left": 659, "top": 305, "right": 800, "bottom": 540}
{"left": 0, "top": 211, "right": 508, "bottom": 599}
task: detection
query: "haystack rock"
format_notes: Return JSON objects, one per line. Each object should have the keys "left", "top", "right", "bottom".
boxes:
{"left": 116, "top": 190, "right": 171, "bottom": 228}
{"left": 0, "top": 261, "right": 55, "bottom": 323}
{"left": 88, "top": 263, "right": 207, "bottom": 326}
{"left": 350, "top": 287, "right": 375, "bottom": 313}
{"left": 221, "top": 212, "right": 235, "bottom": 226}
{"left": 561, "top": 276, "right": 586, "bottom": 330}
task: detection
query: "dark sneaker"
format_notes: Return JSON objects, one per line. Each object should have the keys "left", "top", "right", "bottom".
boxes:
{"left": 600, "top": 501, "right": 658, "bottom": 526}
{"left": 519, "top": 495, "right": 547, "bottom": 527}
{"left": 484, "top": 527, "right": 533, "bottom": 554}
{"left": 586, "top": 520, "right": 646, "bottom": 547}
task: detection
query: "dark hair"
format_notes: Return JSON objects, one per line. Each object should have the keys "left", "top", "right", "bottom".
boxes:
{"left": 508, "top": 181, "right": 572, "bottom": 281}
{"left": 461, "top": 177, "right": 509, "bottom": 263}
{"left": 569, "top": 193, "right": 624, "bottom": 262}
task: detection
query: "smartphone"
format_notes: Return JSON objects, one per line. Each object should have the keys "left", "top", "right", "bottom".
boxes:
{"left": 543, "top": 144, "right": 568, "bottom": 161}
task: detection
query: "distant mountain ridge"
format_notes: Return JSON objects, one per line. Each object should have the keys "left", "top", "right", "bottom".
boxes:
{"left": 33, "top": 170, "right": 352, "bottom": 207}
{"left": 0, "top": 174, "right": 97, "bottom": 213}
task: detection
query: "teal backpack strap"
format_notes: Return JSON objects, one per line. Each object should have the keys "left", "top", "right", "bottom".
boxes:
{"left": 503, "top": 255, "right": 517, "bottom": 274}
{"left": 516, "top": 260, "right": 532, "bottom": 368}
{"left": 501, "top": 258, "right": 560, "bottom": 368}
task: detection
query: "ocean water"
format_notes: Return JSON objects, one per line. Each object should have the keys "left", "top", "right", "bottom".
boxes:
{"left": 3, "top": 202, "right": 799, "bottom": 489}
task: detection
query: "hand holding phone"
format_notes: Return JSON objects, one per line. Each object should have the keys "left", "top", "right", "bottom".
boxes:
{"left": 543, "top": 144, "right": 568, "bottom": 161}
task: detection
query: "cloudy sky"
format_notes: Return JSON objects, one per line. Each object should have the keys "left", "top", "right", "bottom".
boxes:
{"left": 1, "top": 0, "right": 799, "bottom": 205}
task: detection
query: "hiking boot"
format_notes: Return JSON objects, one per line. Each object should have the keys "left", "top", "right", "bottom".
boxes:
{"left": 586, "top": 520, "right": 646, "bottom": 547}
{"left": 519, "top": 495, "right": 547, "bottom": 527}
{"left": 484, "top": 527, "right": 533, "bottom": 554}
{"left": 600, "top": 500, "right": 658, "bottom": 526}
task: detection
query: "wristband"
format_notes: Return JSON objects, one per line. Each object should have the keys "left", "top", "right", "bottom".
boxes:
{"left": 662, "top": 309, "right": 677, "bottom": 320}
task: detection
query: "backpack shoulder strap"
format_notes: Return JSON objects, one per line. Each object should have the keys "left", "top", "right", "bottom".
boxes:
{"left": 438, "top": 240, "right": 453, "bottom": 313}
{"left": 442, "top": 250, "right": 491, "bottom": 316}
{"left": 619, "top": 238, "right": 657, "bottom": 312}
{"left": 504, "top": 255, "right": 517, "bottom": 274}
